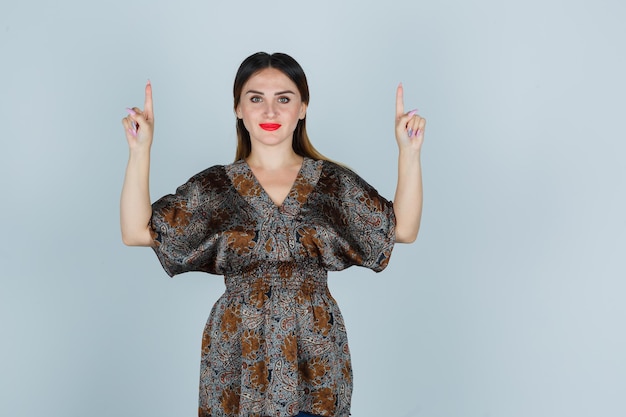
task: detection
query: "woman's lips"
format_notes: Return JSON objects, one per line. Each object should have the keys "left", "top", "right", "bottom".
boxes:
{"left": 259, "top": 123, "right": 281, "bottom": 131}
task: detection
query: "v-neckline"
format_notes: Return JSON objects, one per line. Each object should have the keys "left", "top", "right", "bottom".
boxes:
{"left": 225, "top": 157, "right": 323, "bottom": 216}
{"left": 244, "top": 158, "right": 306, "bottom": 209}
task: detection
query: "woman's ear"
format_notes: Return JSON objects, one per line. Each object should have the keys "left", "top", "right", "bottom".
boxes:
{"left": 299, "top": 103, "right": 308, "bottom": 120}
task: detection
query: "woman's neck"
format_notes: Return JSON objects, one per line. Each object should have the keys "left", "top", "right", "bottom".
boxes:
{"left": 246, "top": 147, "right": 303, "bottom": 171}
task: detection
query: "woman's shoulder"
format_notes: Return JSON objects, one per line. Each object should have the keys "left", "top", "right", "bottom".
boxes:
{"left": 319, "top": 159, "right": 367, "bottom": 186}
{"left": 318, "top": 159, "right": 390, "bottom": 204}
{"left": 184, "top": 164, "right": 231, "bottom": 192}
{"left": 320, "top": 159, "right": 354, "bottom": 177}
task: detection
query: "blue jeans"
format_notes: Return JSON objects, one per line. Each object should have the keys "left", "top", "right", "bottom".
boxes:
{"left": 296, "top": 413, "right": 321, "bottom": 417}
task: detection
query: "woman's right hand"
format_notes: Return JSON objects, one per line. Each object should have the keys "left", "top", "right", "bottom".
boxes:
{"left": 120, "top": 80, "right": 156, "bottom": 247}
{"left": 122, "top": 80, "right": 154, "bottom": 151}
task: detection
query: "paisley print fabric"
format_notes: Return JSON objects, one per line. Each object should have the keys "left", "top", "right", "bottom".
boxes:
{"left": 150, "top": 158, "right": 396, "bottom": 417}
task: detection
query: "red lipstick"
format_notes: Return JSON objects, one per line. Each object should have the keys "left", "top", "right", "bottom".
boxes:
{"left": 260, "top": 123, "right": 281, "bottom": 131}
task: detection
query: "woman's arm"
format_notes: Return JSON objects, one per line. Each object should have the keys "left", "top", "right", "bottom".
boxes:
{"left": 393, "top": 83, "right": 426, "bottom": 243}
{"left": 120, "top": 81, "right": 155, "bottom": 247}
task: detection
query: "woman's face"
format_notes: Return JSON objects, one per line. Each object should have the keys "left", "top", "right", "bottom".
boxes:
{"left": 236, "top": 68, "right": 307, "bottom": 151}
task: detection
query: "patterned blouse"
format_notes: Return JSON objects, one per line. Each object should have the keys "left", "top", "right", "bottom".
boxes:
{"left": 149, "top": 157, "right": 396, "bottom": 417}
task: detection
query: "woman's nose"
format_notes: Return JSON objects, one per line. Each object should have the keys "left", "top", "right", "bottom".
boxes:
{"left": 264, "top": 101, "right": 277, "bottom": 117}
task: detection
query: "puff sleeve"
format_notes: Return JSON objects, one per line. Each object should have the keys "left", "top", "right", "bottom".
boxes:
{"left": 149, "top": 166, "right": 228, "bottom": 277}
{"left": 306, "top": 162, "right": 396, "bottom": 272}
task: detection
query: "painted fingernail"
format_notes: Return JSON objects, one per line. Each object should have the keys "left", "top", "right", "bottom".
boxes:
{"left": 126, "top": 107, "right": 136, "bottom": 116}
{"left": 407, "top": 128, "right": 413, "bottom": 137}
{"left": 415, "top": 129, "right": 421, "bottom": 137}
{"left": 407, "top": 109, "right": 419, "bottom": 117}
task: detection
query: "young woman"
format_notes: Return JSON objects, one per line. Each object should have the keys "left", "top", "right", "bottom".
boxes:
{"left": 121, "top": 52, "right": 425, "bottom": 417}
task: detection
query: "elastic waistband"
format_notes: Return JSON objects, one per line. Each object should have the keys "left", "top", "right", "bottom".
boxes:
{"left": 224, "top": 261, "right": 328, "bottom": 294}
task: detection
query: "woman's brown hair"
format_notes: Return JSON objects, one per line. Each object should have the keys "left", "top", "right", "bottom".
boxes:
{"left": 233, "top": 52, "right": 330, "bottom": 162}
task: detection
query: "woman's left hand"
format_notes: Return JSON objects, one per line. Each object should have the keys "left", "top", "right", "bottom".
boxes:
{"left": 395, "top": 83, "right": 426, "bottom": 152}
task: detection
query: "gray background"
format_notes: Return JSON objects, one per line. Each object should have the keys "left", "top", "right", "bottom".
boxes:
{"left": 1, "top": 0, "right": 625, "bottom": 416}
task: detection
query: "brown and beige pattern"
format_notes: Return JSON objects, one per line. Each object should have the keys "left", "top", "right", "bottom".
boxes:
{"left": 150, "top": 158, "right": 396, "bottom": 417}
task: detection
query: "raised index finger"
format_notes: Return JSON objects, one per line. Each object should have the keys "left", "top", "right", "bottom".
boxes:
{"left": 144, "top": 80, "right": 153, "bottom": 119}
{"left": 396, "top": 83, "right": 404, "bottom": 118}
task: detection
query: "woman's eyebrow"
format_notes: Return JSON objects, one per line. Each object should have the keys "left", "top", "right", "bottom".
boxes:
{"left": 245, "top": 90, "right": 296, "bottom": 95}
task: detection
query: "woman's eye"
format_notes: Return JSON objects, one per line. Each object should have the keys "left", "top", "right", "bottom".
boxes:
{"left": 251, "top": 96, "right": 262, "bottom": 103}
{"left": 278, "top": 97, "right": 290, "bottom": 103}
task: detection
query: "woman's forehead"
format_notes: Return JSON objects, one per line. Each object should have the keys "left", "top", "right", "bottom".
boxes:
{"left": 243, "top": 68, "right": 298, "bottom": 91}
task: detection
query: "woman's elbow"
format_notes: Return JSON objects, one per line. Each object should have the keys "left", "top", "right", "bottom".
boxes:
{"left": 394, "top": 225, "right": 420, "bottom": 244}
{"left": 395, "top": 233, "right": 417, "bottom": 244}
{"left": 121, "top": 229, "right": 154, "bottom": 247}
{"left": 122, "top": 234, "right": 137, "bottom": 246}
{"left": 121, "top": 233, "right": 139, "bottom": 246}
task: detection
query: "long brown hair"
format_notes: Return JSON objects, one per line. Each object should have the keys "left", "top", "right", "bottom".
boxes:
{"left": 233, "top": 52, "right": 330, "bottom": 162}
